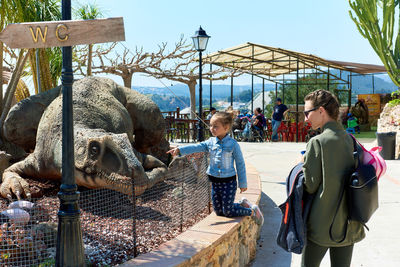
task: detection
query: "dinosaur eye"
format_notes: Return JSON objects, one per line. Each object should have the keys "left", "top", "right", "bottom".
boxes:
{"left": 89, "top": 141, "right": 101, "bottom": 159}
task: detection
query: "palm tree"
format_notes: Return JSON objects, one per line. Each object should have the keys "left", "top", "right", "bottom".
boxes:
{"left": 18, "top": 0, "right": 61, "bottom": 93}
{"left": 0, "top": 0, "right": 31, "bottom": 135}
{"left": 0, "top": 0, "right": 61, "bottom": 139}
{"left": 74, "top": 2, "right": 104, "bottom": 76}
{"left": 0, "top": 0, "right": 15, "bottom": 111}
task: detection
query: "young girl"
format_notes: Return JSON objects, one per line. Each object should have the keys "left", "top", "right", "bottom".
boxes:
{"left": 167, "top": 111, "right": 263, "bottom": 225}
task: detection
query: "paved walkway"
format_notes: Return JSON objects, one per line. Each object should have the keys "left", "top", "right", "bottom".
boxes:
{"left": 238, "top": 140, "right": 400, "bottom": 267}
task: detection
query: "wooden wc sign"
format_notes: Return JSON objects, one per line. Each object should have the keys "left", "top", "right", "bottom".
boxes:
{"left": 0, "top": 17, "right": 125, "bottom": 48}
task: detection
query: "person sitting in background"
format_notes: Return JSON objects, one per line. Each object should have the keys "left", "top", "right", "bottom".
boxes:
{"left": 340, "top": 107, "right": 350, "bottom": 128}
{"left": 252, "top": 107, "right": 266, "bottom": 138}
{"left": 347, "top": 113, "right": 360, "bottom": 134}
{"left": 207, "top": 107, "right": 217, "bottom": 120}
{"left": 241, "top": 114, "right": 253, "bottom": 141}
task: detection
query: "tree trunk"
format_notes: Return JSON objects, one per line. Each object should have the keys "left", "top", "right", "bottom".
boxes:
{"left": 29, "top": 49, "right": 39, "bottom": 94}
{"left": 0, "top": 41, "right": 3, "bottom": 112}
{"left": 188, "top": 81, "right": 196, "bottom": 119}
{"left": 122, "top": 73, "right": 133, "bottom": 88}
{"left": 38, "top": 49, "right": 53, "bottom": 91}
{"left": 1, "top": 13, "right": 4, "bottom": 112}
{"left": 0, "top": 49, "right": 29, "bottom": 138}
{"left": 87, "top": 44, "right": 93, "bottom": 76}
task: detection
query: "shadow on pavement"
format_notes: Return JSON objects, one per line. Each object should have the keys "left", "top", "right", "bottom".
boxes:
{"left": 250, "top": 191, "right": 293, "bottom": 267}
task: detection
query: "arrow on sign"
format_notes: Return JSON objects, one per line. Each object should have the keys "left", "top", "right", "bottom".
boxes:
{"left": 0, "top": 17, "right": 125, "bottom": 49}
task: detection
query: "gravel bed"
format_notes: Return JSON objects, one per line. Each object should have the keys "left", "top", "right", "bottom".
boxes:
{"left": 0, "top": 155, "right": 210, "bottom": 266}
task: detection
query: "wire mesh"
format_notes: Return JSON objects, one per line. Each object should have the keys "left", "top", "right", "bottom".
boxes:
{"left": 0, "top": 152, "right": 210, "bottom": 266}
{"left": 0, "top": 179, "right": 59, "bottom": 267}
{"left": 135, "top": 152, "right": 210, "bottom": 255}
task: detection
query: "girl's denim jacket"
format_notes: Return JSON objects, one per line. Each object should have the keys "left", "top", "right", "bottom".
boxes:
{"left": 179, "top": 135, "right": 247, "bottom": 188}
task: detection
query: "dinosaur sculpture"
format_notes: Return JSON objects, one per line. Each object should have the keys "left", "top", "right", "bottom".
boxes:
{"left": 1, "top": 76, "right": 168, "bottom": 199}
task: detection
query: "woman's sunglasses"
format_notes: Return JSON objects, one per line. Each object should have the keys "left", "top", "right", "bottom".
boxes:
{"left": 303, "top": 107, "right": 319, "bottom": 119}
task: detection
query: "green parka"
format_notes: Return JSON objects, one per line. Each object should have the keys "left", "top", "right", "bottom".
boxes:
{"left": 303, "top": 121, "right": 365, "bottom": 247}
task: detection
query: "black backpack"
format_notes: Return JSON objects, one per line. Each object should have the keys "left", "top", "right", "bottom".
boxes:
{"left": 348, "top": 134, "right": 379, "bottom": 224}
{"left": 330, "top": 134, "right": 378, "bottom": 242}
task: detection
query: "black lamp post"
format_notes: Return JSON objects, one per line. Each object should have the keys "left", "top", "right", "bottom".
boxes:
{"left": 192, "top": 26, "right": 210, "bottom": 142}
{"left": 56, "top": 0, "right": 85, "bottom": 266}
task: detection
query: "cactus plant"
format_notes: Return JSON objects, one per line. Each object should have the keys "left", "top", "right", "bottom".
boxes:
{"left": 349, "top": 0, "right": 400, "bottom": 85}
{"left": 349, "top": 0, "right": 400, "bottom": 104}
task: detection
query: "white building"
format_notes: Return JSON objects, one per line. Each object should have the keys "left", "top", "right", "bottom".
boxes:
{"left": 245, "top": 91, "right": 272, "bottom": 112}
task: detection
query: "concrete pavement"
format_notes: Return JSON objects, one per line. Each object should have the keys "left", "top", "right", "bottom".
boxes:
{"left": 239, "top": 140, "right": 400, "bottom": 267}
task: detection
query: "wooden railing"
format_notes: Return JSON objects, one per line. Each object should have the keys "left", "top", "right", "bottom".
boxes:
{"left": 165, "top": 117, "right": 210, "bottom": 143}
{"left": 161, "top": 107, "right": 189, "bottom": 119}
{"left": 161, "top": 107, "right": 213, "bottom": 120}
{"left": 164, "top": 115, "right": 311, "bottom": 143}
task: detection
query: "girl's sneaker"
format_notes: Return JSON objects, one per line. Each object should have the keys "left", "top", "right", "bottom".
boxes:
{"left": 239, "top": 197, "right": 252, "bottom": 209}
{"left": 251, "top": 204, "right": 264, "bottom": 226}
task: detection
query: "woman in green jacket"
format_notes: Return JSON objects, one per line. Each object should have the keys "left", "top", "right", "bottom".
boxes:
{"left": 301, "top": 90, "right": 365, "bottom": 267}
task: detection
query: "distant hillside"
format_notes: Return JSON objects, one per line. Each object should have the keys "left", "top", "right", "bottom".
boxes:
{"left": 133, "top": 83, "right": 275, "bottom": 98}
{"left": 139, "top": 84, "right": 276, "bottom": 112}
{"left": 133, "top": 74, "right": 397, "bottom": 98}
{"left": 135, "top": 73, "right": 398, "bottom": 112}
{"left": 351, "top": 74, "right": 397, "bottom": 94}
{"left": 148, "top": 94, "right": 190, "bottom": 112}
{"left": 330, "top": 70, "right": 397, "bottom": 94}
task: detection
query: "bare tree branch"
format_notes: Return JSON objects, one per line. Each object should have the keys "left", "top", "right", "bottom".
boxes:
{"left": 73, "top": 36, "right": 243, "bottom": 118}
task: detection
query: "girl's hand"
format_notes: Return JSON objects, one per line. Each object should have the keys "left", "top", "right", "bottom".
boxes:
{"left": 240, "top": 188, "right": 247, "bottom": 193}
{"left": 167, "top": 147, "right": 180, "bottom": 157}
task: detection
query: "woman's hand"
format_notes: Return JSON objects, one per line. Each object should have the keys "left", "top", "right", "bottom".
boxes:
{"left": 297, "top": 150, "right": 305, "bottom": 164}
{"left": 167, "top": 147, "right": 180, "bottom": 157}
{"left": 297, "top": 154, "right": 304, "bottom": 164}
{"left": 240, "top": 188, "right": 247, "bottom": 193}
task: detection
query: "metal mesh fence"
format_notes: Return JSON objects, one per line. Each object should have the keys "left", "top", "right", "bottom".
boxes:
{"left": 0, "top": 152, "right": 210, "bottom": 266}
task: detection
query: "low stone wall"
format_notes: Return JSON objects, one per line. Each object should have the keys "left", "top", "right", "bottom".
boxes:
{"left": 120, "top": 162, "right": 262, "bottom": 267}
{"left": 377, "top": 103, "right": 400, "bottom": 158}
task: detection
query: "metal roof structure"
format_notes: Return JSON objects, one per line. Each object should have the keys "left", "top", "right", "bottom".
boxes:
{"left": 199, "top": 42, "right": 387, "bottom": 142}
{"left": 202, "top": 42, "right": 387, "bottom": 79}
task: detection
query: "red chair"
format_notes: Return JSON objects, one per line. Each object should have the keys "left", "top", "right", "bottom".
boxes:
{"left": 287, "top": 122, "right": 297, "bottom": 142}
{"left": 292, "top": 122, "right": 301, "bottom": 142}
{"left": 285, "top": 121, "right": 310, "bottom": 142}
{"left": 263, "top": 120, "right": 272, "bottom": 142}
{"left": 277, "top": 122, "right": 289, "bottom": 141}
{"left": 301, "top": 122, "right": 312, "bottom": 142}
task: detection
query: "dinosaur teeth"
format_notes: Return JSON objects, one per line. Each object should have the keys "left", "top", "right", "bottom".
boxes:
{"left": 96, "top": 170, "right": 133, "bottom": 195}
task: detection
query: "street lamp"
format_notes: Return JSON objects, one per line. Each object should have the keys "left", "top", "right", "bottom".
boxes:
{"left": 56, "top": 1, "right": 85, "bottom": 266}
{"left": 192, "top": 26, "right": 210, "bottom": 142}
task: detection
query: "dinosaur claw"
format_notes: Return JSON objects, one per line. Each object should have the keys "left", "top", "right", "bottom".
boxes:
{"left": 15, "top": 190, "right": 21, "bottom": 200}
{"left": 26, "top": 193, "right": 31, "bottom": 200}
{"left": 7, "top": 194, "right": 12, "bottom": 201}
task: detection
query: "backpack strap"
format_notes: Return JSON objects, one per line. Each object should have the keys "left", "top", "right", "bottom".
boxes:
{"left": 329, "top": 134, "right": 358, "bottom": 243}
{"left": 349, "top": 133, "right": 361, "bottom": 168}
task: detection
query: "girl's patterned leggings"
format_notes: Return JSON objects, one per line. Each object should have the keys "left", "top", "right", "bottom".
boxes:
{"left": 211, "top": 179, "right": 252, "bottom": 217}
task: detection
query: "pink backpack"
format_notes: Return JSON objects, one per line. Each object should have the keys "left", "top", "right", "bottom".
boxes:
{"left": 351, "top": 134, "right": 387, "bottom": 180}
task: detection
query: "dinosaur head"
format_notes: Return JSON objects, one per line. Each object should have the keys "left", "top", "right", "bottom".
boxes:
{"left": 74, "top": 129, "right": 145, "bottom": 195}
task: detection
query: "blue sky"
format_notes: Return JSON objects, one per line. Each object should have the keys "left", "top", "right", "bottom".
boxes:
{"left": 85, "top": 0, "right": 386, "bottom": 86}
